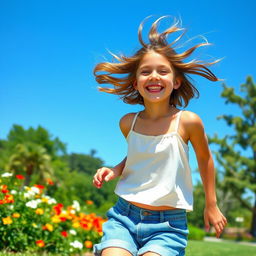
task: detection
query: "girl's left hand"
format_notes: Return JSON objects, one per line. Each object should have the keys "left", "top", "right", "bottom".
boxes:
{"left": 204, "top": 205, "right": 227, "bottom": 238}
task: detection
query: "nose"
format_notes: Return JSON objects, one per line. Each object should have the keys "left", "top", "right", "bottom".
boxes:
{"left": 149, "top": 70, "right": 160, "bottom": 80}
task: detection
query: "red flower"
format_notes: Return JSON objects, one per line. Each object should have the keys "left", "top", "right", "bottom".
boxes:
{"left": 34, "top": 184, "right": 45, "bottom": 190}
{"left": 4, "top": 194, "right": 14, "bottom": 204}
{"left": 1, "top": 185, "right": 9, "bottom": 194}
{"left": 86, "top": 200, "right": 94, "bottom": 205}
{"left": 16, "top": 174, "right": 25, "bottom": 180}
{"left": 36, "top": 240, "right": 45, "bottom": 247}
{"left": 61, "top": 231, "right": 68, "bottom": 237}
{"left": 53, "top": 203, "right": 63, "bottom": 215}
{"left": 46, "top": 178, "right": 54, "bottom": 185}
{"left": 60, "top": 217, "right": 67, "bottom": 222}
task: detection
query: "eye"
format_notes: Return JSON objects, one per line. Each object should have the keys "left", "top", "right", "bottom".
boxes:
{"left": 141, "top": 70, "right": 150, "bottom": 75}
{"left": 159, "top": 70, "right": 169, "bottom": 75}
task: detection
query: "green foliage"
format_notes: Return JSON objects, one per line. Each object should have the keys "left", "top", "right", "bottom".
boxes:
{"left": 188, "top": 179, "right": 252, "bottom": 229}
{"left": 46, "top": 157, "right": 117, "bottom": 214}
{"left": 63, "top": 153, "right": 104, "bottom": 175}
{"left": 188, "top": 182, "right": 205, "bottom": 228}
{"left": 209, "top": 76, "right": 256, "bottom": 236}
{"left": 188, "top": 225, "right": 205, "bottom": 240}
{"left": 0, "top": 125, "right": 66, "bottom": 163}
{"left": 7, "top": 143, "right": 53, "bottom": 187}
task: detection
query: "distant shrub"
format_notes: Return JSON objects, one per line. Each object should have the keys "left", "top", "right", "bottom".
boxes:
{"left": 188, "top": 225, "right": 205, "bottom": 240}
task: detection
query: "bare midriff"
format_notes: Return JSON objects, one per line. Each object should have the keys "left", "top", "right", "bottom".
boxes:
{"left": 129, "top": 201, "right": 178, "bottom": 211}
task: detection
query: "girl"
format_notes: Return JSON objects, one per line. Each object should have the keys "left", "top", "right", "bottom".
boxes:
{"left": 93, "top": 16, "right": 227, "bottom": 256}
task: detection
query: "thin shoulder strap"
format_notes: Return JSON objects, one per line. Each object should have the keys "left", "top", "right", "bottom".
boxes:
{"left": 175, "top": 110, "right": 183, "bottom": 132}
{"left": 130, "top": 112, "right": 140, "bottom": 131}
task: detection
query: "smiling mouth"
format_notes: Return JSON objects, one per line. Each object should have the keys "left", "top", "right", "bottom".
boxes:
{"left": 146, "top": 85, "right": 164, "bottom": 93}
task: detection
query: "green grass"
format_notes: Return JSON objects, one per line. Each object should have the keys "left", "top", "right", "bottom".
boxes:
{"left": 0, "top": 240, "right": 255, "bottom": 255}
{"left": 186, "top": 240, "right": 256, "bottom": 256}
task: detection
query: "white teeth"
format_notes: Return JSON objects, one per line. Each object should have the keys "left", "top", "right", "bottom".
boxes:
{"left": 148, "top": 86, "right": 160, "bottom": 89}
{"left": 146, "top": 86, "right": 163, "bottom": 91}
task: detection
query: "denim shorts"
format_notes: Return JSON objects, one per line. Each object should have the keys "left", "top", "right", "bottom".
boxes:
{"left": 93, "top": 197, "right": 189, "bottom": 256}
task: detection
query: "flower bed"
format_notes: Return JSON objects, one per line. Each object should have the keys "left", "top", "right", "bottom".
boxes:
{"left": 0, "top": 172, "right": 105, "bottom": 255}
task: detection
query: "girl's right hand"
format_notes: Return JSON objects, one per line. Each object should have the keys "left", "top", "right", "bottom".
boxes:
{"left": 93, "top": 167, "right": 119, "bottom": 189}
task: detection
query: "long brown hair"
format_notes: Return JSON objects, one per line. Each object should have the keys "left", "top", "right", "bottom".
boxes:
{"left": 94, "top": 16, "right": 219, "bottom": 107}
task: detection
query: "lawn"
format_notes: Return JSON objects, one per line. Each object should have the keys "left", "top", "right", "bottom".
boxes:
{"left": 186, "top": 240, "right": 256, "bottom": 256}
{"left": 0, "top": 240, "right": 255, "bottom": 256}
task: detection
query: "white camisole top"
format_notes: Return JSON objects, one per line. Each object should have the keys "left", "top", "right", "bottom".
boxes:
{"left": 115, "top": 111, "right": 193, "bottom": 211}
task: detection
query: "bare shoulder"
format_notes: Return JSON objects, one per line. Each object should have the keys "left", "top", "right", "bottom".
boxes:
{"left": 181, "top": 110, "right": 203, "bottom": 125}
{"left": 181, "top": 110, "right": 205, "bottom": 139}
{"left": 119, "top": 112, "right": 137, "bottom": 138}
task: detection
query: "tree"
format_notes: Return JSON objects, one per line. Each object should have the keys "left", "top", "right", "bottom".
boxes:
{"left": 64, "top": 152, "right": 104, "bottom": 175}
{"left": 7, "top": 143, "right": 53, "bottom": 186}
{"left": 209, "top": 76, "right": 256, "bottom": 236}
{"left": 0, "top": 125, "right": 62, "bottom": 186}
{"left": 4, "top": 124, "right": 66, "bottom": 158}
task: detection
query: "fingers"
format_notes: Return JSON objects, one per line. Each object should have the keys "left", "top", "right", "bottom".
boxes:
{"left": 204, "top": 209, "right": 227, "bottom": 238}
{"left": 93, "top": 167, "right": 112, "bottom": 188}
{"left": 213, "top": 217, "right": 228, "bottom": 238}
{"left": 214, "top": 223, "right": 223, "bottom": 238}
{"left": 93, "top": 168, "right": 104, "bottom": 188}
{"left": 105, "top": 172, "right": 114, "bottom": 182}
{"left": 204, "top": 214, "right": 210, "bottom": 232}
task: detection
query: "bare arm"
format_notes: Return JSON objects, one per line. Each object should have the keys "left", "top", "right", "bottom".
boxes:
{"left": 185, "top": 111, "right": 227, "bottom": 237}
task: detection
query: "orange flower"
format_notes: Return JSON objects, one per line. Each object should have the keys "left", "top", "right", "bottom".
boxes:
{"left": 42, "top": 223, "right": 53, "bottom": 232}
{"left": 1, "top": 185, "right": 9, "bottom": 194}
{"left": 80, "top": 221, "right": 93, "bottom": 230}
{"left": 16, "top": 174, "right": 25, "bottom": 180}
{"left": 36, "top": 240, "right": 45, "bottom": 247}
{"left": 84, "top": 240, "right": 93, "bottom": 249}
{"left": 86, "top": 200, "right": 94, "bottom": 205}
{"left": 46, "top": 178, "right": 54, "bottom": 185}
{"left": 4, "top": 194, "right": 14, "bottom": 204}
{"left": 35, "top": 208, "right": 44, "bottom": 215}
{"left": 61, "top": 230, "right": 68, "bottom": 237}
{"left": 2, "top": 216, "right": 12, "bottom": 225}
{"left": 12, "top": 213, "right": 20, "bottom": 218}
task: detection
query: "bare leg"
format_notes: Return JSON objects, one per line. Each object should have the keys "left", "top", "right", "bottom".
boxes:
{"left": 102, "top": 247, "right": 133, "bottom": 256}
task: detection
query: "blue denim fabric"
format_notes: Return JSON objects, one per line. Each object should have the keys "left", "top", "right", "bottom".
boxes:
{"left": 93, "top": 197, "right": 189, "bottom": 256}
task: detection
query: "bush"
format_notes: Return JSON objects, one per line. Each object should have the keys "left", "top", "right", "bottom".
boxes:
{"left": 188, "top": 225, "right": 205, "bottom": 240}
{"left": 0, "top": 171, "right": 106, "bottom": 255}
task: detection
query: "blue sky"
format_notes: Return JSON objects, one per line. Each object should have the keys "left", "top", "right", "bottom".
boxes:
{"left": 1, "top": 0, "right": 255, "bottom": 178}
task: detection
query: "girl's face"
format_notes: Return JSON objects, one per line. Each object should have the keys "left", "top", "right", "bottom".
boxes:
{"left": 135, "top": 51, "right": 180, "bottom": 104}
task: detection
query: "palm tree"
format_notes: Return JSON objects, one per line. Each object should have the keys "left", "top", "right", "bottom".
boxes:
{"left": 7, "top": 143, "right": 53, "bottom": 186}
